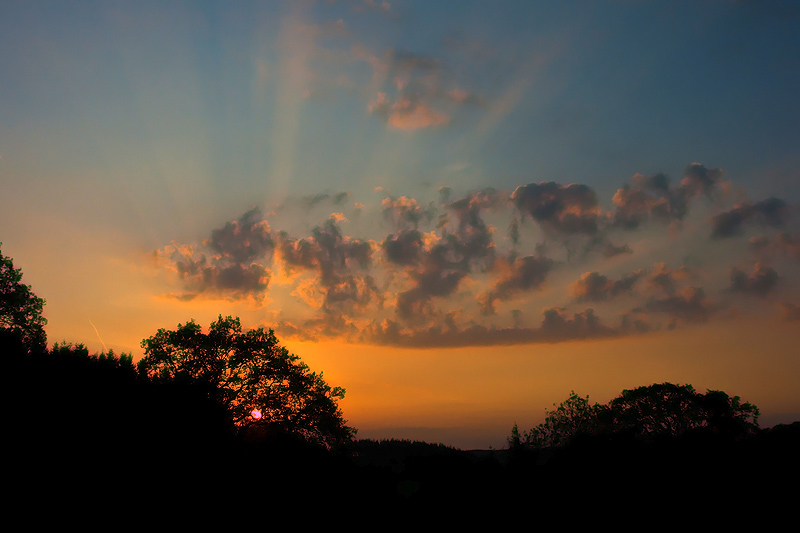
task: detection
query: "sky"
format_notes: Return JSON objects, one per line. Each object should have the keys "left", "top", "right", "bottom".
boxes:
{"left": 1, "top": 0, "right": 799, "bottom": 449}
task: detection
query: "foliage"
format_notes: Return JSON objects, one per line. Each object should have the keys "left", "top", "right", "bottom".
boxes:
{"left": 607, "top": 383, "right": 759, "bottom": 439}
{"left": 138, "top": 315, "right": 355, "bottom": 447}
{"left": 512, "top": 382, "right": 760, "bottom": 450}
{"left": 0, "top": 243, "right": 47, "bottom": 353}
{"left": 51, "top": 341, "right": 134, "bottom": 370}
{"left": 511, "top": 391, "right": 602, "bottom": 449}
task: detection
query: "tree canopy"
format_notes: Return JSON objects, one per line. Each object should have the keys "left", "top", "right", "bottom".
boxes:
{"left": 510, "top": 382, "right": 760, "bottom": 449}
{"left": 138, "top": 315, "right": 355, "bottom": 447}
{"left": 0, "top": 243, "right": 47, "bottom": 353}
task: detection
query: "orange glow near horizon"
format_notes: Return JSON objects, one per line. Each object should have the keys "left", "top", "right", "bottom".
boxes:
{"left": 278, "top": 316, "right": 800, "bottom": 448}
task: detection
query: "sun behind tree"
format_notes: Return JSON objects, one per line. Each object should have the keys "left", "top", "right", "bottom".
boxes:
{"left": 138, "top": 315, "right": 355, "bottom": 448}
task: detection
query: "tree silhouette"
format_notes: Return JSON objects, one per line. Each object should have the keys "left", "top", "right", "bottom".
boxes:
{"left": 138, "top": 315, "right": 355, "bottom": 448}
{"left": 512, "top": 382, "right": 760, "bottom": 449}
{"left": 510, "top": 391, "right": 602, "bottom": 449}
{"left": 0, "top": 243, "right": 47, "bottom": 353}
{"left": 607, "top": 383, "right": 759, "bottom": 440}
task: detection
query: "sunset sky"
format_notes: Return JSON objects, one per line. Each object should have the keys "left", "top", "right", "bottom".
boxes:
{"left": 2, "top": 0, "right": 799, "bottom": 449}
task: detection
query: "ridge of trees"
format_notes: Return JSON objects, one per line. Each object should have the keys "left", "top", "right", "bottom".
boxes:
{"left": 510, "top": 382, "right": 761, "bottom": 450}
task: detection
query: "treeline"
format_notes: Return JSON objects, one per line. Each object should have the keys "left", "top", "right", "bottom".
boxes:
{"left": 5, "top": 331, "right": 799, "bottom": 524}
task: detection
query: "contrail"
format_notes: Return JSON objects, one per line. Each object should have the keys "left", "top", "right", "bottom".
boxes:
{"left": 89, "top": 319, "right": 108, "bottom": 352}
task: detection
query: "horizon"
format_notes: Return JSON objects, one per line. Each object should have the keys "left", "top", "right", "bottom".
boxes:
{"left": 2, "top": 0, "right": 799, "bottom": 450}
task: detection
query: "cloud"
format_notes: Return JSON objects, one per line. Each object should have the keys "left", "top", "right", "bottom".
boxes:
{"left": 777, "top": 302, "right": 800, "bottom": 321}
{"left": 479, "top": 255, "right": 554, "bottom": 315}
{"left": 776, "top": 233, "right": 800, "bottom": 258}
{"left": 381, "top": 196, "right": 436, "bottom": 230}
{"left": 619, "top": 312, "right": 652, "bottom": 334}
{"left": 356, "top": 306, "right": 618, "bottom": 347}
{"left": 729, "top": 263, "right": 779, "bottom": 296}
{"left": 276, "top": 215, "right": 377, "bottom": 312}
{"left": 359, "top": 46, "right": 479, "bottom": 131}
{"left": 680, "top": 162, "right": 725, "bottom": 199}
{"left": 155, "top": 208, "right": 274, "bottom": 301}
{"left": 750, "top": 233, "right": 800, "bottom": 259}
{"left": 583, "top": 236, "right": 633, "bottom": 258}
{"left": 612, "top": 164, "right": 727, "bottom": 230}
{"left": 643, "top": 286, "right": 713, "bottom": 323}
{"left": 152, "top": 161, "right": 798, "bottom": 347}
{"left": 571, "top": 270, "right": 645, "bottom": 302}
{"left": 711, "top": 197, "right": 789, "bottom": 239}
{"left": 511, "top": 182, "right": 601, "bottom": 235}
{"left": 393, "top": 190, "right": 499, "bottom": 320}
{"left": 751, "top": 232, "right": 800, "bottom": 260}
{"left": 299, "top": 191, "right": 351, "bottom": 209}
{"left": 369, "top": 92, "right": 450, "bottom": 131}
{"left": 382, "top": 230, "right": 425, "bottom": 266}
{"left": 207, "top": 207, "right": 274, "bottom": 263}
{"left": 540, "top": 307, "right": 613, "bottom": 340}
{"left": 646, "top": 262, "right": 693, "bottom": 296}
{"left": 612, "top": 172, "right": 683, "bottom": 229}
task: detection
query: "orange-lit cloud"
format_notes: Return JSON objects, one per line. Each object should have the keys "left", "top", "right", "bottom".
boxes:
{"left": 152, "top": 164, "right": 799, "bottom": 348}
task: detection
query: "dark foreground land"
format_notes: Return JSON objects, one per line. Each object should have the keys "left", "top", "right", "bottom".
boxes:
{"left": 5, "top": 343, "right": 799, "bottom": 526}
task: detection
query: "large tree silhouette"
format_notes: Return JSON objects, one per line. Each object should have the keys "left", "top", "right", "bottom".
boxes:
{"left": 0, "top": 243, "right": 47, "bottom": 353}
{"left": 138, "top": 315, "right": 355, "bottom": 447}
{"left": 606, "top": 382, "right": 759, "bottom": 439}
{"left": 511, "top": 382, "right": 760, "bottom": 449}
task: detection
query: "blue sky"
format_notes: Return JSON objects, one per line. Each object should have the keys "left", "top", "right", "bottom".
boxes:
{"left": 2, "top": 0, "right": 799, "bottom": 448}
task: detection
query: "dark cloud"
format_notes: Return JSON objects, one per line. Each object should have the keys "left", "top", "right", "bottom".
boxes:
{"left": 571, "top": 270, "right": 644, "bottom": 302}
{"left": 646, "top": 262, "right": 692, "bottom": 296}
{"left": 777, "top": 233, "right": 800, "bottom": 258}
{"left": 511, "top": 182, "right": 600, "bottom": 235}
{"left": 395, "top": 255, "right": 468, "bottom": 320}
{"left": 750, "top": 232, "right": 800, "bottom": 259}
{"left": 300, "top": 191, "right": 351, "bottom": 209}
{"left": 777, "top": 302, "right": 800, "bottom": 321}
{"left": 619, "top": 312, "right": 651, "bottom": 334}
{"left": 394, "top": 190, "right": 499, "bottom": 320}
{"left": 711, "top": 197, "right": 789, "bottom": 239}
{"left": 612, "top": 164, "right": 726, "bottom": 230}
{"left": 583, "top": 236, "right": 633, "bottom": 258}
{"left": 356, "top": 306, "right": 617, "bottom": 347}
{"left": 381, "top": 229, "right": 424, "bottom": 266}
{"left": 157, "top": 208, "right": 273, "bottom": 301}
{"left": 729, "top": 263, "right": 779, "bottom": 296}
{"left": 207, "top": 207, "right": 273, "bottom": 263}
{"left": 679, "top": 162, "right": 725, "bottom": 199}
{"left": 277, "top": 192, "right": 353, "bottom": 213}
{"left": 643, "top": 286, "right": 712, "bottom": 323}
{"left": 612, "top": 172, "right": 684, "bottom": 229}
{"left": 277, "top": 215, "right": 377, "bottom": 312}
{"left": 438, "top": 186, "right": 452, "bottom": 204}
{"left": 445, "top": 188, "right": 506, "bottom": 226}
{"left": 540, "top": 307, "right": 613, "bottom": 340}
{"left": 169, "top": 252, "right": 271, "bottom": 301}
{"left": 381, "top": 196, "right": 436, "bottom": 230}
{"left": 508, "top": 217, "right": 521, "bottom": 246}
{"left": 479, "top": 255, "right": 554, "bottom": 315}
